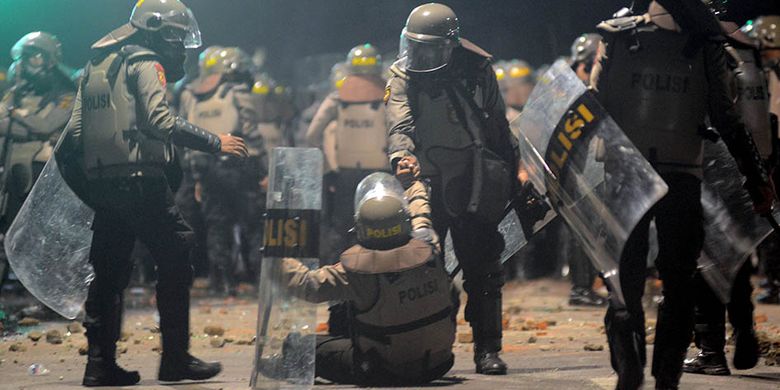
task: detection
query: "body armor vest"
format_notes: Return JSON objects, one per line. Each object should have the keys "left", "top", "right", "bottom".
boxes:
{"left": 341, "top": 240, "right": 454, "bottom": 378}
{"left": 334, "top": 101, "right": 388, "bottom": 170}
{"left": 185, "top": 83, "right": 240, "bottom": 136}
{"left": 410, "top": 81, "right": 485, "bottom": 177}
{"left": 725, "top": 45, "right": 772, "bottom": 158}
{"left": 600, "top": 25, "right": 708, "bottom": 176}
{"left": 81, "top": 47, "right": 170, "bottom": 179}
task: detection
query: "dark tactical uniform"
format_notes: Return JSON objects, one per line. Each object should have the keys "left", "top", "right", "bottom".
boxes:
{"left": 179, "top": 77, "right": 259, "bottom": 294}
{"left": 281, "top": 180, "right": 456, "bottom": 385}
{"left": 386, "top": 41, "right": 517, "bottom": 367}
{"left": 593, "top": 6, "right": 770, "bottom": 389}
{"left": 61, "top": 42, "right": 227, "bottom": 384}
{"left": 685, "top": 24, "right": 767, "bottom": 375}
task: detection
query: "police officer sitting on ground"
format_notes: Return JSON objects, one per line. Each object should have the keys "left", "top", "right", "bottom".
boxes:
{"left": 57, "top": 0, "right": 248, "bottom": 386}
{"left": 281, "top": 172, "right": 456, "bottom": 386}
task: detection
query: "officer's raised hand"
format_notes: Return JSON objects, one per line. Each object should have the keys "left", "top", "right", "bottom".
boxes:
{"left": 218, "top": 134, "right": 249, "bottom": 158}
{"left": 395, "top": 155, "right": 420, "bottom": 189}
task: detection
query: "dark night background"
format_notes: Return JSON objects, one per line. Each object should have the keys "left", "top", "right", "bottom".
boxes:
{"left": 1, "top": 0, "right": 779, "bottom": 86}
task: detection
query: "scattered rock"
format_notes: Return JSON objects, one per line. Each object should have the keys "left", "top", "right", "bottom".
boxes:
{"left": 134, "top": 339, "right": 142, "bottom": 345}
{"left": 224, "top": 337, "right": 235, "bottom": 343}
{"left": 46, "top": 329, "right": 63, "bottom": 344}
{"left": 18, "top": 317, "right": 40, "bottom": 327}
{"left": 539, "top": 345, "right": 552, "bottom": 351}
{"left": 236, "top": 337, "right": 256, "bottom": 346}
{"left": 528, "top": 336, "right": 538, "bottom": 344}
{"left": 506, "top": 305, "right": 523, "bottom": 315}
{"left": 67, "top": 322, "right": 84, "bottom": 334}
{"left": 210, "top": 337, "right": 226, "bottom": 348}
{"left": 78, "top": 344, "right": 88, "bottom": 356}
{"left": 584, "top": 344, "right": 604, "bottom": 352}
{"left": 536, "top": 332, "right": 547, "bottom": 336}
{"left": 204, "top": 325, "right": 225, "bottom": 336}
{"left": 219, "top": 309, "right": 229, "bottom": 315}
{"left": 117, "top": 343, "right": 128, "bottom": 354}
{"left": 755, "top": 313, "right": 768, "bottom": 324}
{"left": 199, "top": 307, "right": 212, "bottom": 314}
{"left": 545, "top": 320, "right": 557, "bottom": 327}
{"left": 9, "top": 343, "right": 27, "bottom": 352}
{"left": 457, "top": 332, "right": 473, "bottom": 344}
{"left": 119, "top": 331, "right": 132, "bottom": 342}
{"left": 28, "top": 331, "right": 43, "bottom": 342}
{"left": 316, "top": 322, "right": 329, "bottom": 333}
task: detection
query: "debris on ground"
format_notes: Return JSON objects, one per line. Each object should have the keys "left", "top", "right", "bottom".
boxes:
{"left": 457, "top": 332, "right": 473, "bottom": 344}
{"left": 584, "top": 344, "right": 604, "bottom": 352}
{"left": 18, "top": 317, "right": 40, "bottom": 327}
{"left": 27, "top": 331, "right": 43, "bottom": 342}
{"left": 45, "top": 329, "right": 63, "bottom": 344}
{"left": 78, "top": 343, "right": 88, "bottom": 356}
{"left": 758, "top": 330, "right": 780, "bottom": 366}
{"left": 204, "top": 325, "right": 225, "bottom": 336}
{"left": 9, "top": 342, "right": 27, "bottom": 352}
{"left": 66, "top": 322, "right": 84, "bottom": 334}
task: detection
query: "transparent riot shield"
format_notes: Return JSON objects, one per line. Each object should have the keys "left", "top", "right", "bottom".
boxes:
{"left": 514, "top": 60, "right": 668, "bottom": 306}
{"left": 252, "top": 147, "right": 322, "bottom": 389}
{"left": 5, "top": 157, "right": 94, "bottom": 320}
{"left": 698, "top": 140, "right": 779, "bottom": 303}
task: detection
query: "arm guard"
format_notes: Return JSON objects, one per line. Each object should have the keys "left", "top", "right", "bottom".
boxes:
{"left": 171, "top": 116, "right": 222, "bottom": 154}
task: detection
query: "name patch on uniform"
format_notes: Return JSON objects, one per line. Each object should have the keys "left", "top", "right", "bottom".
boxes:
{"left": 630, "top": 72, "right": 689, "bottom": 93}
{"left": 263, "top": 209, "right": 320, "bottom": 258}
{"left": 545, "top": 92, "right": 604, "bottom": 179}
{"left": 154, "top": 63, "right": 167, "bottom": 88}
{"left": 84, "top": 93, "right": 111, "bottom": 111}
{"left": 398, "top": 279, "right": 439, "bottom": 304}
{"left": 366, "top": 224, "right": 402, "bottom": 239}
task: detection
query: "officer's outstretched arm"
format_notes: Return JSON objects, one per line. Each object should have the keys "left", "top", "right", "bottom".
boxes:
{"left": 280, "top": 258, "right": 354, "bottom": 303}
{"left": 385, "top": 75, "right": 418, "bottom": 169}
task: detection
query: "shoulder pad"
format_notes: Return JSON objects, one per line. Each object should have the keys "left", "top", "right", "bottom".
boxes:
{"left": 120, "top": 45, "right": 159, "bottom": 62}
{"left": 389, "top": 59, "right": 409, "bottom": 81}
{"left": 597, "top": 15, "right": 647, "bottom": 34}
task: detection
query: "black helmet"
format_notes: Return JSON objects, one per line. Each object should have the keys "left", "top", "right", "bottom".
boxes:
{"left": 570, "top": 33, "right": 602, "bottom": 65}
{"left": 11, "top": 32, "right": 63, "bottom": 82}
{"left": 353, "top": 173, "right": 412, "bottom": 250}
{"left": 399, "top": 3, "right": 460, "bottom": 73}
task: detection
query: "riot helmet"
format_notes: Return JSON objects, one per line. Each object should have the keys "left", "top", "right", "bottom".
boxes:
{"left": 198, "top": 45, "right": 223, "bottom": 77}
{"left": 570, "top": 33, "right": 602, "bottom": 66}
{"left": 353, "top": 173, "right": 412, "bottom": 250}
{"left": 252, "top": 73, "right": 276, "bottom": 96}
{"left": 10, "top": 32, "right": 63, "bottom": 84}
{"left": 347, "top": 44, "right": 382, "bottom": 75}
{"left": 208, "top": 47, "right": 252, "bottom": 84}
{"left": 330, "top": 62, "right": 347, "bottom": 90}
{"left": 92, "top": 0, "right": 202, "bottom": 82}
{"left": 399, "top": 3, "right": 460, "bottom": 73}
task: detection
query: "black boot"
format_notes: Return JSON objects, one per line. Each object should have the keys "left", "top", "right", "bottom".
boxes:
{"left": 82, "top": 344, "right": 140, "bottom": 387}
{"left": 683, "top": 324, "right": 729, "bottom": 376}
{"left": 474, "top": 349, "right": 507, "bottom": 375}
{"left": 158, "top": 353, "right": 222, "bottom": 382}
{"left": 569, "top": 287, "right": 607, "bottom": 307}
{"left": 733, "top": 327, "right": 759, "bottom": 370}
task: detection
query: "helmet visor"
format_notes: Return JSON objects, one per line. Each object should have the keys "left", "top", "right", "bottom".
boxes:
{"left": 399, "top": 30, "right": 455, "bottom": 73}
{"left": 157, "top": 8, "right": 202, "bottom": 49}
{"left": 353, "top": 172, "right": 408, "bottom": 216}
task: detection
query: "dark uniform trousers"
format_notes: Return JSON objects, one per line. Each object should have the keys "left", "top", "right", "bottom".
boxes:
{"left": 429, "top": 176, "right": 505, "bottom": 352}
{"left": 84, "top": 177, "right": 194, "bottom": 359}
{"left": 606, "top": 173, "right": 703, "bottom": 389}
{"left": 692, "top": 261, "right": 754, "bottom": 348}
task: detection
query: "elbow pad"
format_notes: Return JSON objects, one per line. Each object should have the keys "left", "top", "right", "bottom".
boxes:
{"left": 171, "top": 117, "right": 221, "bottom": 154}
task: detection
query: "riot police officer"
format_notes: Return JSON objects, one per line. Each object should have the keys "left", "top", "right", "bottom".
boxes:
{"left": 58, "top": 0, "right": 248, "bottom": 386}
{"left": 747, "top": 14, "right": 780, "bottom": 304}
{"left": 571, "top": 33, "right": 602, "bottom": 85}
{"left": 497, "top": 59, "right": 534, "bottom": 125}
{"left": 179, "top": 46, "right": 260, "bottom": 295}
{"left": 0, "top": 31, "right": 77, "bottom": 294}
{"left": 306, "top": 43, "right": 390, "bottom": 260}
{"left": 281, "top": 173, "right": 455, "bottom": 385}
{"left": 386, "top": 3, "right": 519, "bottom": 375}
{"left": 683, "top": 11, "right": 766, "bottom": 376}
{"left": 593, "top": 1, "right": 774, "bottom": 388}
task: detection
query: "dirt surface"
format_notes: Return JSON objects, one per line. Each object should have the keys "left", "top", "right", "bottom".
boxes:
{"left": 2, "top": 278, "right": 780, "bottom": 389}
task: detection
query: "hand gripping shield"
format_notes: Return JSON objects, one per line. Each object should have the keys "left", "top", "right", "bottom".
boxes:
{"left": 514, "top": 60, "right": 668, "bottom": 306}
{"left": 5, "top": 155, "right": 94, "bottom": 320}
{"left": 698, "top": 139, "right": 780, "bottom": 303}
{"left": 252, "top": 147, "right": 322, "bottom": 389}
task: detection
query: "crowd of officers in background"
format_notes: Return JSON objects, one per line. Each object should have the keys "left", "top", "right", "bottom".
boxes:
{"left": 2, "top": 10, "right": 780, "bottom": 307}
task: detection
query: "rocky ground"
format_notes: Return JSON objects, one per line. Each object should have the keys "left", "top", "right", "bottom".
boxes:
{"left": 1, "top": 278, "right": 780, "bottom": 389}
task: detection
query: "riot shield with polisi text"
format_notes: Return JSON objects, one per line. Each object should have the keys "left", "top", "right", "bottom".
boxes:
{"left": 514, "top": 60, "right": 668, "bottom": 306}
{"left": 252, "top": 147, "right": 322, "bottom": 389}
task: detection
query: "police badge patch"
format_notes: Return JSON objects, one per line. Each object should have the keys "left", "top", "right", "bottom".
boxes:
{"left": 154, "top": 63, "right": 167, "bottom": 88}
